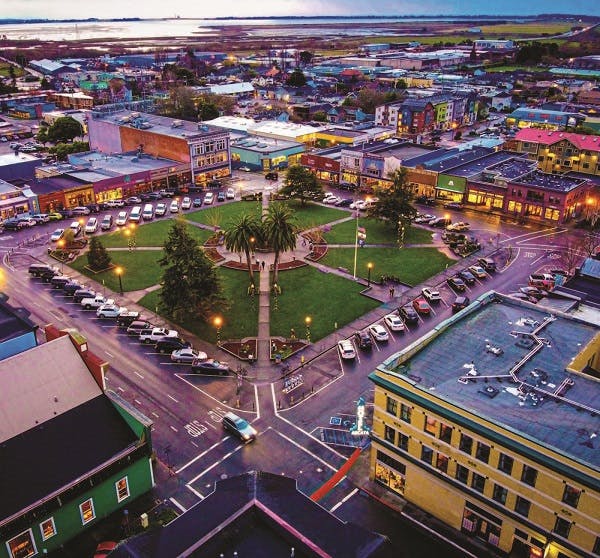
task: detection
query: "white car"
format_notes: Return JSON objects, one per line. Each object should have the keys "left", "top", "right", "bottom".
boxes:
{"left": 226, "top": 187, "right": 235, "bottom": 199}
{"left": 369, "top": 324, "right": 389, "bottom": 342}
{"left": 384, "top": 313, "right": 405, "bottom": 332}
{"left": 115, "top": 211, "right": 128, "bottom": 226}
{"left": 170, "top": 348, "right": 208, "bottom": 364}
{"left": 50, "top": 228, "right": 65, "bottom": 242}
{"left": 204, "top": 192, "right": 214, "bottom": 205}
{"left": 139, "top": 327, "right": 179, "bottom": 344}
{"left": 323, "top": 195, "right": 341, "bottom": 205}
{"left": 84, "top": 217, "right": 98, "bottom": 234}
{"left": 414, "top": 214, "right": 435, "bottom": 223}
{"left": 469, "top": 265, "right": 487, "bottom": 279}
{"left": 155, "top": 203, "right": 167, "bottom": 216}
{"left": 69, "top": 221, "right": 82, "bottom": 236}
{"left": 422, "top": 287, "right": 442, "bottom": 303}
{"left": 80, "top": 295, "right": 110, "bottom": 310}
{"left": 181, "top": 197, "right": 192, "bottom": 210}
{"left": 96, "top": 304, "right": 127, "bottom": 319}
{"left": 169, "top": 199, "right": 179, "bottom": 213}
{"left": 338, "top": 339, "right": 356, "bottom": 360}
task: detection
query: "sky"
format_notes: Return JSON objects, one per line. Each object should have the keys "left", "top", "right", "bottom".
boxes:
{"left": 1, "top": 0, "right": 599, "bottom": 19}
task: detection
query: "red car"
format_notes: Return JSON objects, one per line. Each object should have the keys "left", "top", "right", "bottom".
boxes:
{"left": 412, "top": 297, "right": 431, "bottom": 315}
{"left": 94, "top": 541, "right": 117, "bottom": 558}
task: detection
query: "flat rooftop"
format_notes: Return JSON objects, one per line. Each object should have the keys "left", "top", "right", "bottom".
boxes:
{"left": 0, "top": 152, "right": 38, "bottom": 167}
{"left": 434, "top": 150, "right": 521, "bottom": 177}
{"left": 515, "top": 170, "right": 584, "bottom": 192}
{"left": 383, "top": 293, "right": 600, "bottom": 469}
{"left": 232, "top": 136, "right": 302, "bottom": 154}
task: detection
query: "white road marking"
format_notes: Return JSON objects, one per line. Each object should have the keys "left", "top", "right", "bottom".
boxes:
{"left": 185, "top": 485, "right": 205, "bottom": 500}
{"left": 167, "top": 394, "right": 179, "bottom": 403}
{"left": 151, "top": 412, "right": 159, "bottom": 418}
{"left": 105, "top": 351, "right": 114, "bottom": 358}
{"left": 170, "top": 425, "right": 178, "bottom": 432}
{"left": 134, "top": 399, "right": 142, "bottom": 405}
{"left": 330, "top": 487, "right": 359, "bottom": 512}
{"left": 176, "top": 440, "right": 227, "bottom": 473}
{"left": 133, "top": 371, "right": 144, "bottom": 379}
{"left": 271, "top": 429, "right": 337, "bottom": 472}
{"left": 117, "top": 387, "right": 125, "bottom": 392}
{"left": 169, "top": 497, "right": 187, "bottom": 512}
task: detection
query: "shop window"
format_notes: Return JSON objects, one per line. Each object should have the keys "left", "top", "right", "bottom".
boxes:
{"left": 384, "top": 425, "right": 396, "bottom": 444}
{"left": 553, "top": 517, "right": 571, "bottom": 539}
{"left": 475, "top": 442, "right": 490, "bottom": 464}
{"left": 471, "top": 473, "right": 486, "bottom": 493}
{"left": 40, "top": 517, "right": 56, "bottom": 541}
{"left": 515, "top": 496, "right": 531, "bottom": 518}
{"left": 386, "top": 396, "right": 398, "bottom": 416}
{"left": 492, "top": 484, "right": 507, "bottom": 505}
{"left": 79, "top": 498, "right": 95, "bottom": 525}
{"left": 497, "top": 453, "right": 514, "bottom": 475}
{"left": 455, "top": 464, "right": 469, "bottom": 484}
{"left": 398, "top": 433, "right": 409, "bottom": 451}
{"left": 459, "top": 433, "right": 473, "bottom": 454}
{"left": 421, "top": 446, "right": 433, "bottom": 465}
{"left": 375, "top": 450, "right": 406, "bottom": 495}
{"left": 400, "top": 403, "right": 412, "bottom": 423}
{"left": 439, "top": 423, "right": 452, "bottom": 444}
{"left": 436, "top": 453, "right": 449, "bottom": 473}
{"left": 116, "top": 477, "right": 130, "bottom": 502}
{"left": 7, "top": 529, "right": 36, "bottom": 558}
{"left": 561, "top": 484, "right": 581, "bottom": 508}
{"left": 424, "top": 416, "right": 438, "bottom": 436}
{"left": 521, "top": 464, "right": 537, "bottom": 487}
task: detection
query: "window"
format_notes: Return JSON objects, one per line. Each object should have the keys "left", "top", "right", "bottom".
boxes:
{"left": 455, "top": 464, "right": 469, "bottom": 484}
{"left": 561, "top": 484, "right": 581, "bottom": 508}
{"left": 79, "top": 498, "right": 95, "bottom": 525}
{"left": 7, "top": 529, "right": 36, "bottom": 558}
{"left": 40, "top": 517, "right": 56, "bottom": 540}
{"left": 521, "top": 464, "right": 538, "bottom": 486}
{"left": 386, "top": 396, "right": 398, "bottom": 416}
{"left": 398, "top": 433, "right": 409, "bottom": 451}
{"left": 497, "top": 453, "right": 514, "bottom": 475}
{"left": 424, "top": 416, "right": 438, "bottom": 436}
{"left": 436, "top": 453, "right": 449, "bottom": 473}
{"left": 515, "top": 496, "right": 531, "bottom": 518}
{"left": 400, "top": 403, "right": 412, "bottom": 423}
{"left": 116, "top": 477, "right": 130, "bottom": 502}
{"left": 471, "top": 473, "right": 486, "bottom": 493}
{"left": 421, "top": 446, "right": 433, "bottom": 465}
{"left": 459, "top": 433, "right": 473, "bottom": 454}
{"left": 553, "top": 517, "right": 572, "bottom": 539}
{"left": 475, "top": 442, "right": 490, "bottom": 464}
{"left": 439, "top": 423, "right": 452, "bottom": 444}
{"left": 384, "top": 425, "right": 396, "bottom": 444}
{"left": 492, "top": 484, "right": 507, "bottom": 505}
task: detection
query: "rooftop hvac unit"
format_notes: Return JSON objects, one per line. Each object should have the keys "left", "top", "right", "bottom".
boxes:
{"left": 171, "top": 120, "right": 183, "bottom": 128}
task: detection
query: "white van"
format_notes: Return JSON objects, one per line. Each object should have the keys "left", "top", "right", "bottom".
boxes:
{"left": 142, "top": 203, "right": 154, "bottom": 220}
{"left": 129, "top": 206, "right": 142, "bottom": 223}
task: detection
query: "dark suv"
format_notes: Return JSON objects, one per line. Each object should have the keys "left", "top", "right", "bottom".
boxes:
{"left": 399, "top": 305, "right": 419, "bottom": 324}
{"left": 73, "top": 288, "right": 96, "bottom": 303}
{"left": 354, "top": 330, "right": 372, "bottom": 350}
{"left": 155, "top": 337, "right": 190, "bottom": 354}
{"left": 265, "top": 172, "right": 278, "bottom": 180}
{"left": 62, "top": 281, "right": 82, "bottom": 296}
{"left": 116, "top": 311, "right": 141, "bottom": 327}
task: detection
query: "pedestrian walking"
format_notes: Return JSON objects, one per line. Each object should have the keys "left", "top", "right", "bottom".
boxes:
{"left": 300, "top": 355, "right": 305, "bottom": 368}
{"left": 261, "top": 260, "right": 266, "bottom": 271}
{"left": 389, "top": 286, "right": 395, "bottom": 298}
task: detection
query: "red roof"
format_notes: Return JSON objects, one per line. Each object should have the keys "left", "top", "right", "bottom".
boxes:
{"left": 515, "top": 128, "right": 600, "bottom": 151}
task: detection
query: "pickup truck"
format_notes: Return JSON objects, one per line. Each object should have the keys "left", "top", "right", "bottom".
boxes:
{"left": 80, "top": 295, "right": 112, "bottom": 310}
{"left": 138, "top": 327, "right": 179, "bottom": 344}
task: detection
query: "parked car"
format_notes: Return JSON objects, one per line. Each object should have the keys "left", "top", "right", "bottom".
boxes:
{"left": 104, "top": 199, "right": 125, "bottom": 208}
{"left": 47, "top": 212, "right": 63, "bottom": 221}
{"left": 100, "top": 214, "right": 113, "bottom": 231}
{"left": 29, "top": 263, "right": 56, "bottom": 278}
{"left": 31, "top": 213, "right": 50, "bottom": 224}
{"left": 80, "top": 295, "right": 111, "bottom": 310}
{"left": 50, "top": 228, "right": 65, "bottom": 242}
{"left": 238, "top": 166, "right": 251, "bottom": 172}
{"left": 443, "top": 201, "right": 464, "bottom": 210}
{"left": 2, "top": 219, "right": 27, "bottom": 231}
{"left": 181, "top": 197, "right": 192, "bottom": 210}
{"left": 421, "top": 287, "right": 441, "bottom": 303}
{"left": 221, "top": 411, "right": 257, "bottom": 443}
{"left": 477, "top": 257, "right": 496, "bottom": 272}
{"left": 115, "top": 211, "right": 128, "bottom": 226}
{"left": 217, "top": 191, "right": 226, "bottom": 202}
{"left": 414, "top": 213, "right": 435, "bottom": 223}
{"left": 458, "top": 269, "right": 476, "bottom": 285}
{"left": 191, "top": 357, "right": 230, "bottom": 375}
{"left": 519, "top": 286, "right": 546, "bottom": 300}
{"left": 338, "top": 339, "right": 356, "bottom": 360}
{"left": 125, "top": 196, "right": 142, "bottom": 206}
{"left": 335, "top": 198, "right": 353, "bottom": 207}
{"left": 169, "top": 199, "right": 179, "bottom": 213}
{"left": 155, "top": 203, "right": 167, "bottom": 216}
{"left": 129, "top": 205, "right": 142, "bottom": 222}
{"left": 69, "top": 221, "right": 82, "bottom": 236}
{"left": 265, "top": 172, "right": 278, "bottom": 180}
{"left": 50, "top": 275, "right": 71, "bottom": 289}
{"left": 84, "top": 217, "right": 98, "bottom": 234}
{"left": 126, "top": 320, "right": 155, "bottom": 335}
{"left": 411, "top": 297, "right": 431, "bottom": 316}
{"left": 204, "top": 192, "right": 214, "bottom": 205}
{"left": 399, "top": 305, "right": 419, "bottom": 324}
{"left": 468, "top": 265, "right": 487, "bottom": 279}
{"left": 73, "top": 288, "right": 96, "bottom": 303}
{"left": 226, "top": 187, "right": 235, "bottom": 199}
{"left": 369, "top": 324, "right": 389, "bottom": 342}
{"left": 447, "top": 276, "right": 467, "bottom": 292}
{"left": 94, "top": 541, "right": 118, "bottom": 558}
{"left": 116, "top": 311, "right": 141, "bottom": 327}
{"left": 452, "top": 296, "right": 471, "bottom": 313}
{"left": 62, "top": 281, "right": 82, "bottom": 295}
{"left": 192, "top": 198, "right": 203, "bottom": 208}
{"left": 383, "top": 313, "right": 405, "bottom": 332}
{"left": 155, "top": 337, "right": 190, "bottom": 353}
{"left": 71, "top": 206, "right": 90, "bottom": 216}
{"left": 139, "top": 327, "right": 179, "bottom": 344}
{"left": 17, "top": 216, "right": 36, "bottom": 228}
{"left": 528, "top": 273, "right": 555, "bottom": 290}
{"left": 429, "top": 217, "right": 452, "bottom": 228}
{"left": 353, "top": 329, "right": 372, "bottom": 351}
{"left": 96, "top": 303, "right": 127, "bottom": 319}
{"left": 171, "top": 348, "right": 207, "bottom": 363}
{"left": 142, "top": 204, "right": 154, "bottom": 220}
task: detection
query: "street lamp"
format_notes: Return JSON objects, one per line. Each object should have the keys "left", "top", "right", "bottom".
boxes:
{"left": 214, "top": 316, "right": 223, "bottom": 345}
{"left": 115, "top": 266, "right": 124, "bottom": 295}
{"left": 79, "top": 217, "right": 85, "bottom": 240}
{"left": 367, "top": 262, "right": 373, "bottom": 287}
{"left": 57, "top": 238, "right": 65, "bottom": 272}
{"left": 305, "top": 315, "right": 312, "bottom": 344}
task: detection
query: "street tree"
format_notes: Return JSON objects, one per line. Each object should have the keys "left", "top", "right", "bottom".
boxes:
{"left": 46, "top": 117, "right": 83, "bottom": 143}
{"left": 287, "top": 68, "right": 307, "bottom": 87}
{"left": 86, "top": 237, "right": 112, "bottom": 271}
{"left": 48, "top": 141, "right": 90, "bottom": 161}
{"left": 367, "top": 168, "right": 417, "bottom": 231}
{"left": 263, "top": 202, "right": 297, "bottom": 286}
{"left": 223, "top": 213, "right": 262, "bottom": 286}
{"left": 158, "top": 86, "right": 197, "bottom": 120}
{"left": 280, "top": 164, "right": 323, "bottom": 207}
{"left": 159, "top": 220, "right": 227, "bottom": 322}
{"left": 299, "top": 51, "right": 314, "bottom": 66}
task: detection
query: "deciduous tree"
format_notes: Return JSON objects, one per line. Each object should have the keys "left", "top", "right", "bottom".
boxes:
{"left": 280, "top": 165, "right": 323, "bottom": 207}
{"left": 87, "top": 237, "right": 111, "bottom": 271}
{"left": 367, "top": 168, "right": 417, "bottom": 231}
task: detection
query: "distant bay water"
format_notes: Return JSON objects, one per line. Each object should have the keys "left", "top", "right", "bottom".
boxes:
{"left": 0, "top": 16, "right": 511, "bottom": 41}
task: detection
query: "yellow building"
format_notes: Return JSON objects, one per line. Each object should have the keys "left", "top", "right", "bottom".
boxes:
{"left": 369, "top": 292, "right": 600, "bottom": 558}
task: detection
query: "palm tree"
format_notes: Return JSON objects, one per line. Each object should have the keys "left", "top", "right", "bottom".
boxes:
{"left": 223, "top": 214, "right": 262, "bottom": 285}
{"left": 263, "top": 202, "right": 297, "bottom": 285}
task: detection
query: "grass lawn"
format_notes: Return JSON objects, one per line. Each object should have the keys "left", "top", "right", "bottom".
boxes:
{"left": 320, "top": 247, "right": 454, "bottom": 286}
{"left": 478, "top": 22, "right": 573, "bottom": 35}
{"left": 269, "top": 266, "right": 380, "bottom": 342}
{"left": 185, "top": 201, "right": 262, "bottom": 228}
{"left": 69, "top": 250, "right": 164, "bottom": 292}
{"left": 323, "top": 218, "right": 433, "bottom": 245}
{"left": 485, "top": 65, "right": 547, "bottom": 73}
{"left": 285, "top": 200, "right": 349, "bottom": 230}
{"left": 95, "top": 219, "right": 212, "bottom": 248}
{"left": 0, "top": 63, "right": 25, "bottom": 78}
{"left": 138, "top": 267, "right": 258, "bottom": 342}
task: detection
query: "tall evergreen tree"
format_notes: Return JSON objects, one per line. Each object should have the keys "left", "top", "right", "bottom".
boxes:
{"left": 280, "top": 165, "right": 323, "bottom": 207}
{"left": 86, "top": 237, "right": 112, "bottom": 271}
{"left": 367, "top": 168, "right": 417, "bottom": 230}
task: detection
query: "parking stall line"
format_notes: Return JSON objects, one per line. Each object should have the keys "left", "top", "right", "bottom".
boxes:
{"left": 176, "top": 439, "right": 228, "bottom": 474}
{"left": 133, "top": 371, "right": 144, "bottom": 380}
{"left": 169, "top": 497, "right": 188, "bottom": 512}
{"left": 185, "top": 485, "right": 205, "bottom": 500}
{"left": 271, "top": 428, "right": 337, "bottom": 472}
{"left": 167, "top": 394, "right": 179, "bottom": 403}
{"left": 330, "top": 487, "right": 359, "bottom": 513}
